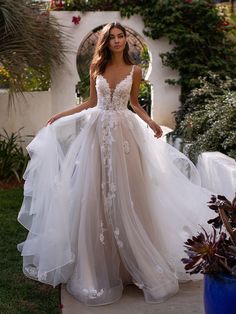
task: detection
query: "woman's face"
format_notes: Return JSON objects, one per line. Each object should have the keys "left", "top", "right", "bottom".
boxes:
{"left": 108, "top": 27, "right": 126, "bottom": 53}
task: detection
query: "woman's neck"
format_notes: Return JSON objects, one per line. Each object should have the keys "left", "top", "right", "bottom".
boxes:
{"left": 108, "top": 52, "right": 125, "bottom": 66}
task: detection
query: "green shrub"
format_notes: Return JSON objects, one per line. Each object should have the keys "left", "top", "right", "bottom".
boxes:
{"left": 0, "top": 129, "right": 31, "bottom": 182}
{"left": 177, "top": 72, "right": 236, "bottom": 162}
{"left": 0, "top": 66, "right": 50, "bottom": 92}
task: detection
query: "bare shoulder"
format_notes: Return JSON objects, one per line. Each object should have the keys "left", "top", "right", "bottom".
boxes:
{"left": 90, "top": 63, "right": 96, "bottom": 82}
{"left": 133, "top": 64, "right": 142, "bottom": 80}
{"left": 133, "top": 64, "right": 142, "bottom": 72}
{"left": 90, "top": 63, "right": 96, "bottom": 72}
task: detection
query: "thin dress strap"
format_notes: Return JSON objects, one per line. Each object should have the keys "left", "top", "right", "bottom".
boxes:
{"left": 131, "top": 64, "right": 135, "bottom": 76}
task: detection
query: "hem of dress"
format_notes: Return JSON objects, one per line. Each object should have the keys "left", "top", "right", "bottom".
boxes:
{"left": 21, "top": 257, "right": 75, "bottom": 287}
{"left": 142, "top": 285, "right": 179, "bottom": 304}
{"left": 66, "top": 284, "right": 123, "bottom": 307}
{"left": 76, "top": 295, "right": 123, "bottom": 307}
{"left": 65, "top": 281, "right": 180, "bottom": 306}
{"left": 22, "top": 268, "right": 63, "bottom": 287}
{"left": 143, "top": 287, "right": 179, "bottom": 304}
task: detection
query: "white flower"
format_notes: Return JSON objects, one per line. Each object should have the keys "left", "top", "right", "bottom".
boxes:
{"left": 97, "top": 289, "right": 104, "bottom": 297}
{"left": 24, "top": 265, "right": 38, "bottom": 278}
{"left": 110, "top": 182, "right": 116, "bottom": 193}
{"left": 39, "top": 272, "right": 47, "bottom": 281}
{"left": 114, "top": 227, "right": 123, "bottom": 248}
{"left": 114, "top": 227, "right": 119, "bottom": 236}
{"left": 123, "top": 140, "right": 130, "bottom": 154}
{"left": 99, "top": 233, "right": 105, "bottom": 245}
{"left": 117, "top": 239, "right": 123, "bottom": 248}
{"left": 82, "top": 288, "right": 104, "bottom": 299}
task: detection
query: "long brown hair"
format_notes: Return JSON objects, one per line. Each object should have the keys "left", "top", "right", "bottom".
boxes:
{"left": 91, "top": 22, "right": 133, "bottom": 79}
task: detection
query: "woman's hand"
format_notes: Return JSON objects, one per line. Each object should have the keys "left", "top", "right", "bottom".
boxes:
{"left": 147, "top": 119, "right": 163, "bottom": 138}
{"left": 46, "top": 114, "right": 62, "bottom": 125}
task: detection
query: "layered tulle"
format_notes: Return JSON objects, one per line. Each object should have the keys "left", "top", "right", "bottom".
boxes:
{"left": 17, "top": 106, "right": 214, "bottom": 305}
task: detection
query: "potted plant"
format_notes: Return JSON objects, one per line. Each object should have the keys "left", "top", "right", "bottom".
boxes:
{"left": 182, "top": 193, "right": 236, "bottom": 314}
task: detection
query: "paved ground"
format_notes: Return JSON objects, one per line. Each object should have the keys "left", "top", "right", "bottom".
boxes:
{"left": 61, "top": 280, "right": 204, "bottom": 314}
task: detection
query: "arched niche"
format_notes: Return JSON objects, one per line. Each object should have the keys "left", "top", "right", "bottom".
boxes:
{"left": 51, "top": 11, "right": 180, "bottom": 128}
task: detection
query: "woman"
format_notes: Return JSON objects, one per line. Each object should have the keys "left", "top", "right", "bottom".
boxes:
{"left": 17, "top": 22, "right": 212, "bottom": 306}
{"left": 47, "top": 24, "right": 162, "bottom": 136}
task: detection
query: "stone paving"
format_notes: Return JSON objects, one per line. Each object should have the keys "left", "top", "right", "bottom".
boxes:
{"left": 61, "top": 280, "right": 204, "bottom": 314}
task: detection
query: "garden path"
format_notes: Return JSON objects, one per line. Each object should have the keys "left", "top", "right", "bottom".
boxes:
{"left": 61, "top": 280, "right": 204, "bottom": 314}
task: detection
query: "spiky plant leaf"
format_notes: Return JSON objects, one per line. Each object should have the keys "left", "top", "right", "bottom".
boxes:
{"left": 0, "top": 0, "right": 69, "bottom": 104}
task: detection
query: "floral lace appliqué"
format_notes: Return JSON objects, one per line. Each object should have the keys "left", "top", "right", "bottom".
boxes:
{"left": 24, "top": 265, "right": 38, "bottom": 278}
{"left": 99, "top": 220, "right": 107, "bottom": 245}
{"left": 82, "top": 288, "right": 104, "bottom": 299}
{"left": 24, "top": 265, "right": 47, "bottom": 282}
{"left": 114, "top": 227, "right": 123, "bottom": 248}
{"left": 100, "top": 113, "right": 118, "bottom": 224}
{"left": 123, "top": 140, "right": 130, "bottom": 154}
{"left": 96, "top": 65, "right": 134, "bottom": 111}
{"left": 39, "top": 272, "right": 47, "bottom": 281}
{"left": 98, "top": 66, "right": 135, "bottom": 225}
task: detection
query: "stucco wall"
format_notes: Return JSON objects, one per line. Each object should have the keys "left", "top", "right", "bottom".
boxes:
{"left": 0, "top": 91, "right": 51, "bottom": 146}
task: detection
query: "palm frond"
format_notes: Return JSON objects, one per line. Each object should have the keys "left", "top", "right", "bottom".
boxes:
{"left": 0, "top": 0, "right": 70, "bottom": 103}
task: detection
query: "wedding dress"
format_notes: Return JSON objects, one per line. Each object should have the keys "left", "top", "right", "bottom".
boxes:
{"left": 17, "top": 65, "right": 213, "bottom": 306}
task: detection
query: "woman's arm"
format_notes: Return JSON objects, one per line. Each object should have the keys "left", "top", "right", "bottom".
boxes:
{"left": 47, "top": 65, "right": 97, "bottom": 125}
{"left": 130, "top": 66, "right": 163, "bottom": 138}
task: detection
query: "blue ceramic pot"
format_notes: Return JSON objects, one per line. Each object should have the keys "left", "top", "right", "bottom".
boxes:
{"left": 204, "top": 273, "right": 236, "bottom": 314}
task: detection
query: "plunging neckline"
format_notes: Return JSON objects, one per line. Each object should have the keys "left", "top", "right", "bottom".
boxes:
{"left": 98, "top": 65, "right": 134, "bottom": 102}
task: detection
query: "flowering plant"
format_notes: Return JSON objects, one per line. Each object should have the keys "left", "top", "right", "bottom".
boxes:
{"left": 72, "top": 15, "right": 81, "bottom": 25}
{"left": 50, "top": 0, "right": 64, "bottom": 10}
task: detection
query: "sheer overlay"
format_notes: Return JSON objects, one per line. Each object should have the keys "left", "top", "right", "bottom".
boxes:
{"left": 18, "top": 65, "right": 213, "bottom": 305}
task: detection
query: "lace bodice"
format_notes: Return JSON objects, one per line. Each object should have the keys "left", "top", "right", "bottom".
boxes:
{"left": 96, "top": 65, "right": 135, "bottom": 111}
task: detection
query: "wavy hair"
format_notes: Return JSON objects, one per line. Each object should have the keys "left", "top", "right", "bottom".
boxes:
{"left": 91, "top": 22, "right": 133, "bottom": 79}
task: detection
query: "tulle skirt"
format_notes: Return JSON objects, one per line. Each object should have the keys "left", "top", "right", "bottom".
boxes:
{"left": 17, "top": 107, "right": 213, "bottom": 305}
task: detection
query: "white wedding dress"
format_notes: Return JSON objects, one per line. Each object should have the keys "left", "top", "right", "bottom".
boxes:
{"left": 17, "top": 65, "right": 213, "bottom": 306}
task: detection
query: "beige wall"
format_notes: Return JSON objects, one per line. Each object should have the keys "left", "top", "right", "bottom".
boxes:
{"left": 0, "top": 90, "right": 51, "bottom": 146}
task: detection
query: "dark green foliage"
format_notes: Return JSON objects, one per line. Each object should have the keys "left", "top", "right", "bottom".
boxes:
{"left": 76, "top": 73, "right": 90, "bottom": 99}
{"left": 64, "top": 0, "right": 130, "bottom": 11}
{"left": 119, "top": 0, "right": 236, "bottom": 122}
{"left": 177, "top": 72, "right": 236, "bottom": 161}
{"left": 0, "top": 129, "right": 31, "bottom": 182}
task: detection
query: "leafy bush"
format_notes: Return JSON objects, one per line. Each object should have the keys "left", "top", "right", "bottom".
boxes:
{"left": 0, "top": 66, "right": 10, "bottom": 89}
{"left": 0, "top": 66, "right": 50, "bottom": 92}
{"left": 175, "top": 72, "right": 236, "bottom": 162}
{"left": 21, "top": 66, "right": 50, "bottom": 92}
{"left": 0, "top": 129, "right": 31, "bottom": 182}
